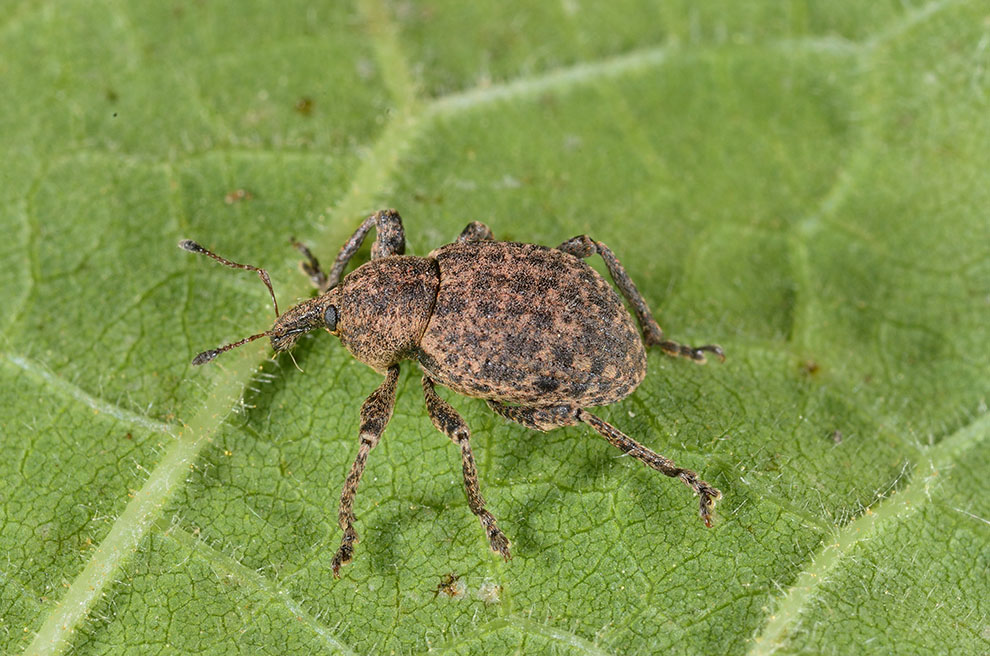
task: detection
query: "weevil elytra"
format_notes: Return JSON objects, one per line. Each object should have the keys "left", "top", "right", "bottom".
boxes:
{"left": 181, "top": 209, "right": 724, "bottom": 576}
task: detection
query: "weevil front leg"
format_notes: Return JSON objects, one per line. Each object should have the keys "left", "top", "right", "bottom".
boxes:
{"left": 294, "top": 209, "right": 406, "bottom": 293}
{"left": 291, "top": 239, "right": 328, "bottom": 290}
{"left": 331, "top": 365, "right": 400, "bottom": 577}
{"left": 423, "top": 377, "right": 511, "bottom": 560}
{"left": 557, "top": 235, "right": 724, "bottom": 364}
{"left": 487, "top": 400, "right": 721, "bottom": 527}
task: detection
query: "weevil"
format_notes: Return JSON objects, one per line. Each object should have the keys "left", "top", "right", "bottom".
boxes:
{"left": 181, "top": 209, "right": 724, "bottom": 576}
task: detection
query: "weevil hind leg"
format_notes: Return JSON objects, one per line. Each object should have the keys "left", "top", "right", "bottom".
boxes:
{"left": 486, "top": 400, "right": 581, "bottom": 431}
{"left": 423, "top": 377, "right": 510, "bottom": 560}
{"left": 456, "top": 221, "right": 495, "bottom": 243}
{"left": 556, "top": 235, "right": 724, "bottom": 364}
{"left": 331, "top": 365, "right": 400, "bottom": 577}
{"left": 578, "top": 409, "right": 721, "bottom": 527}
{"left": 487, "top": 400, "right": 720, "bottom": 527}
{"left": 295, "top": 209, "right": 407, "bottom": 294}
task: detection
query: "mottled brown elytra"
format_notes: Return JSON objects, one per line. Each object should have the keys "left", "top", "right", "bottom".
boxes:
{"left": 181, "top": 209, "right": 724, "bottom": 577}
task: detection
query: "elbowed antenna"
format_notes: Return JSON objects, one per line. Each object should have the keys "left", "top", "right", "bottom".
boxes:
{"left": 180, "top": 239, "right": 283, "bottom": 365}
{"left": 179, "top": 239, "right": 280, "bottom": 317}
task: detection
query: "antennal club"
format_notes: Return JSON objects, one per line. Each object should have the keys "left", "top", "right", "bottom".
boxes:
{"left": 179, "top": 240, "right": 280, "bottom": 317}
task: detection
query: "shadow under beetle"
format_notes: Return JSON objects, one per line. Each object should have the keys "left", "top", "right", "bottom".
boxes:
{"left": 181, "top": 209, "right": 724, "bottom": 577}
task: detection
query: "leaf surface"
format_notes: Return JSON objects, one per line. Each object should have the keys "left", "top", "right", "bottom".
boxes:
{"left": 1, "top": 1, "right": 987, "bottom": 655}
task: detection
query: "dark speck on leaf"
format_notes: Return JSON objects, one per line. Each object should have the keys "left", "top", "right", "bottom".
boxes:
{"left": 295, "top": 97, "right": 314, "bottom": 115}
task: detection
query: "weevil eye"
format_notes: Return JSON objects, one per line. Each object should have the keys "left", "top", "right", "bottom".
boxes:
{"left": 324, "top": 305, "right": 338, "bottom": 332}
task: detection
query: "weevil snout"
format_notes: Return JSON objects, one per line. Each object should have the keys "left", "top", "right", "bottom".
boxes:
{"left": 268, "top": 294, "right": 339, "bottom": 353}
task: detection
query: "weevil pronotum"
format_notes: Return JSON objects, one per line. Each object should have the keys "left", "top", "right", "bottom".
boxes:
{"left": 181, "top": 209, "right": 724, "bottom": 576}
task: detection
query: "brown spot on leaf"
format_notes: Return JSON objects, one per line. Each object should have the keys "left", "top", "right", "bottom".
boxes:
{"left": 294, "top": 97, "right": 314, "bottom": 115}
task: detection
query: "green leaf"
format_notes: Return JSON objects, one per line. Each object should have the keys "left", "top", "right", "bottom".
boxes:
{"left": 1, "top": 1, "right": 987, "bottom": 655}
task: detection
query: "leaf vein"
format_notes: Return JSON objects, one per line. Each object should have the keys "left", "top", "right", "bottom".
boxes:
{"left": 164, "top": 524, "right": 358, "bottom": 656}
{"left": 747, "top": 411, "right": 989, "bottom": 655}
{"left": 3, "top": 353, "right": 174, "bottom": 436}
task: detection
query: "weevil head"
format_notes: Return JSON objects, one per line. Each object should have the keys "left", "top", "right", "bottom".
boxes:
{"left": 269, "top": 287, "right": 341, "bottom": 353}
{"left": 189, "top": 286, "right": 342, "bottom": 367}
{"left": 188, "top": 253, "right": 439, "bottom": 372}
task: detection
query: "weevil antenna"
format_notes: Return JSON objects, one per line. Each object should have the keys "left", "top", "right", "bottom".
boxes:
{"left": 179, "top": 239, "right": 280, "bottom": 318}
{"left": 191, "top": 330, "right": 274, "bottom": 365}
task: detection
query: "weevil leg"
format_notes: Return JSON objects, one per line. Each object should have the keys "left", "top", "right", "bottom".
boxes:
{"left": 297, "top": 209, "right": 407, "bottom": 294}
{"left": 456, "top": 221, "right": 495, "bottom": 243}
{"left": 423, "top": 377, "right": 511, "bottom": 560}
{"left": 556, "top": 235, "right": 724, "bottom": 364}
{"left": 291, "top": 239, "right": 328, "bottom": 290}
{"left": 577, "top": 409, "right": 721, "bottom": 528}
{"left": 487, "top": 400, "right": 721, "bottom": 527}
{"left": 331, "top": 365, "right": 400, "bottom": 577}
